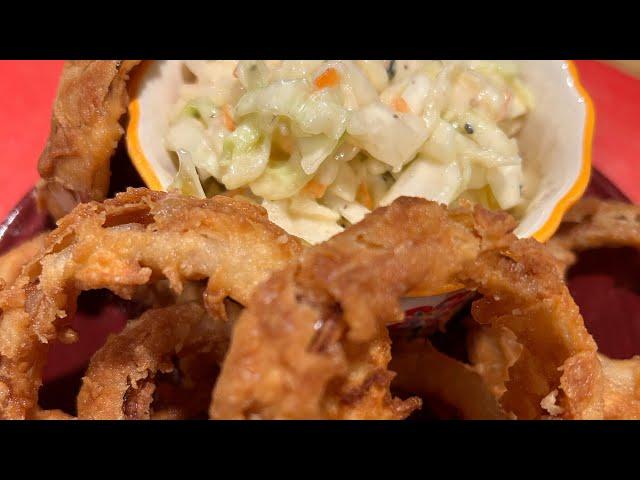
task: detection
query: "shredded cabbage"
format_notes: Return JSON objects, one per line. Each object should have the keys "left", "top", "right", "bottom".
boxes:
{"left": 234, "top": 60, "right": 271, "bottom": 90}
{"left": 166, "top": 117, "right": 221, "bottom": 179}
{"left": 327, "top": 162, "right": 359, "bottom": 202}
{"left": 380, "top": 157, "right": 462, "bottom": 206}
{"left": 298, "top": 135, "right": 340, "bottom": 175}
{"left": 166, "top": 60, "right": 535, "bottom": 244}
{"left": 289, "top": 196, "right": 340, "bottom": 222}
{"left": 347, "top": 102, "right": 429, "bottom": 170}
{"left": 355, "top": 60, "right": 389, "bottom": 92}
{"left": 219, "top": 119, "right": 271, "bottom": 189}
{"left": 262, "top": 199, "right": 343, "bottom": 244}
{"left": 250, "top": 153, "right": 311, "bottom": 200}
{"left": 168, "top": 149, "right": 206, "bottom": 198}
{"left": 323, "top": 193, "right": 370, "bottom": 224}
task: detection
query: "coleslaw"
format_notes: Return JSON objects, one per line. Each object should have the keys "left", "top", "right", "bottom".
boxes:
{"left": 165, "top": 60, "right": 534, "bottom": 244}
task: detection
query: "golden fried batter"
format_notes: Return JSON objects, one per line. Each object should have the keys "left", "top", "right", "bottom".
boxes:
{"left": 466, "top": 325, "right": 523, "bottom": 400}
{"left": 77, "top": 303, "right": 230, "bottom": 420}
{"left": 212, "top": 198, "right": 599, "bottom": 419}
{"left": 405, "top": 198, "right": 640, "bottom": 420}
{"left": 545, "top": 197, "right": 640, "bottom": 419}
{"left": 548, "top": 197, "right": 640, "bottom": 273}
{"left": 598, "top": 354, "right": 640, "bottom": 419}
{"left": 0, "top": 233, "right": 47, "bottom": 287}
{"left": 37, "top": 60, "right": 140, "bottom": 219}
{"left": 0, "top": 188, "right": 302, "bottom": 419}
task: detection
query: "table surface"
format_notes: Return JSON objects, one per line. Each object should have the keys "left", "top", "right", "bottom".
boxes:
{"left": 0, "top": 60, "right": 638, "bottom": 218}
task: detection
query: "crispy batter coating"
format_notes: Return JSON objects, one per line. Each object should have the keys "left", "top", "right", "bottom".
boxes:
{"left": 466, "top": 325, "right": 523, "bottom": 400}
{"left": 37, "top": 60, "right": 140, "bottom": 219}
{"left": 0, "top": 188, "right": 302, "bottom": 419}
{"left": 0, "top": 233, "right": 47, "bottom": 287}
{"left": 410, "top": 198, "right": 640, "bottom": 420}
{"left": 77, "top": 303, "right": 230, "bottom": 420}
{"left": 548, "top": 197, "right": 640, "bottom": 273}
{"left": 598, "top": 354, "right": 640, "bottom": 419}
{"left": 212, "top": 198, "right": 598, "bottom": 419}
{"left": 546, "top": 198, "right": 640, "bottom": 419}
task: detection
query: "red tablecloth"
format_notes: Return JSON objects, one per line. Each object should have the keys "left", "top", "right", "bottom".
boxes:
{"left": 0, "top": 60, "right": 639, "bottom": 218}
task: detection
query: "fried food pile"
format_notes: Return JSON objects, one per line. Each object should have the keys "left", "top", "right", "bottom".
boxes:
{"left": 1, "top": 186, "right": 639, "bottom": 419}
{"left": 389, "top": 196, "right": 640, "bottom": 420}
{"left": 0, "top": 188, "right": 302, "bottom": 419}
{"left": 212, "top": 197, "right": 597, "bottom": 419}
{"left": 2, "top": 60, "right": 639, "bottom": 419}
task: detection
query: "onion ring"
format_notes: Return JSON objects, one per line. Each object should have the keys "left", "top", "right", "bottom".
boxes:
{"left": 548, "top": 197, "right": 640, "bottom": 274}
{"left": 37, "top": 60, "right": 140, "bottom": 219}
{"left": 77, "top": 302, "right": 230, "bottom": 419}
{"left": 0, "top": 233, "right": 47, "bottom": 287}
{"left": 546, "top": 197, "right": 640, "bottom": 419}
{"left": 0, "top": 188, "right": 302, "bottom": 419}
{"left": 211, "top": 197, "right": 599, "bottom": 419}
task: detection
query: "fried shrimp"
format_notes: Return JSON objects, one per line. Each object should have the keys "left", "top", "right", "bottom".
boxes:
{"left": 0, "top": 188, "right": 302, "bottom": 419}
{"left": 37, "top": 60, "right": 140, "bottom": 219}
{"left": 211, "top": 197, "right": 599, "bottom": 420}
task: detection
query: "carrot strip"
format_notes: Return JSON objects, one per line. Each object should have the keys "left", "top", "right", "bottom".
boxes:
{"left": 356, "top": 181, "right": 373, "bottom": 210}
{"left": 392, "top": 97, "right": 410, "bottom": 113}
{"left": 302, "top": 180, "right": 328, "bottom": 199}
{"left": 314, "top": 68, "right": 340, "bottom": 89}
{"left": 222, "top": 105, "right": 236, "bottom": 131}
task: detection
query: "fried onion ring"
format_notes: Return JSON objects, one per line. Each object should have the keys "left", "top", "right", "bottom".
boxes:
{"left": 37, "top": 60, "right": 140, "bottom": 219}
{"left": 0, "top": 188, "right": 302, "bottom": 419}
{"left": 77, "top": 302, "right": 230, "bottom": 419}
{"left": 211, "top": 197, "right": 599, "bottom": 419}
{"left": 545, "top": 197, "right": 640, "bottom": 419}
{"left": 0, "top": 233, "right": 48, "bottom": 287}
{"left": 548, "top": 197, "right": 640, "bottom": 274}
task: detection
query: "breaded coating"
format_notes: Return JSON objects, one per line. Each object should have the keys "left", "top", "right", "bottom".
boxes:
{"left": 77, "top": 303, "right": 230, "bottom": 420}
{"left": 545, "top": 197, "right": 640, "bottom": 419}
{"left": 0, "top": 233, "right": 47, "bottom": 287}
{"left": 37, "top": 60, "right": 140, "bottom": 219}
{"left": 0, "top": 188, "right": 302, "bottom": 419}
{"left": 548, "top": 197, "right": 640, "bottom": 273}
{"left": 212, "top": 198, "right": 598, "bottom": 419}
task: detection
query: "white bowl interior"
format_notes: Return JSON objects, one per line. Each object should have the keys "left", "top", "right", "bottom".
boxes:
{"left": 514, "top": 60, "right": 588, "bottom": 237}
{"left": 135, "top": 60, "right": 185, "bottom": 189}
{"left": 131, "top": 60, "right": 590, "bottom": 239}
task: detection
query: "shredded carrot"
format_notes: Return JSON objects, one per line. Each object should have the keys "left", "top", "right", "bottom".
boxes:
{"left": 314, "top": 68, "right": 340, "bottom": 90}
{"left": 302, "top": 180, "right": 328, "bottom": 199}
{"left": 356, "top": 182, "right": 373, "bottom": 210}
{"left": 392, "top": 97, "right": 410, "bottom": 113}
{"left": 222, "top": 105, "right": 236, "bottom": 131}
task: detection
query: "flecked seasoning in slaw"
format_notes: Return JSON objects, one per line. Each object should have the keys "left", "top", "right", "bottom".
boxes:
{"left": 165, "top": 60, "right": 535, "bottom": 244}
